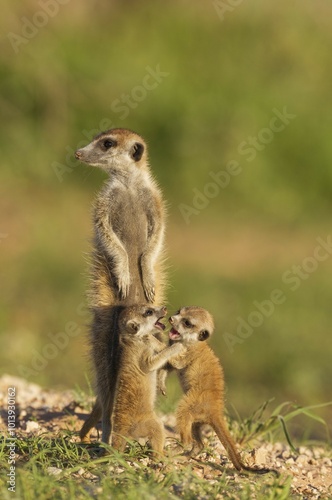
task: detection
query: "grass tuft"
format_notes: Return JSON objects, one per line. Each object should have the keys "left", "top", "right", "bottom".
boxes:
{"left": 230, "top": 399, "right": 332, "bottom": 448}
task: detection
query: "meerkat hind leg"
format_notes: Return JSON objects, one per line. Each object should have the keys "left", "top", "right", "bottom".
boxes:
{"left": 111, "top": 431, "right": 128, "bottom": 453}
{"left": 176, "top": 404, "right": 196, "bottom": 454}
{"left": 79, "top": 399, "right": 102, "bottom": 442}
{"left": 191, "top": 423, "right": 205, "bottom": 455}
{"left": 112, "top": 418, "right": 165, "bottom": 458}
{"left": 132, "top": 417, "right": 165, "bottom": 458}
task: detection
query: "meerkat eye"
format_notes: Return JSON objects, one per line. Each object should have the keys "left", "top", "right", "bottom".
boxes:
{"left": 103, "top": 139, "right": 115, "bottom": 149}
{"left": 143, "top": 309, "right": 154, "bottom": 317}
{"left": 183, "top": 319, "right": 193, "bottom": 328}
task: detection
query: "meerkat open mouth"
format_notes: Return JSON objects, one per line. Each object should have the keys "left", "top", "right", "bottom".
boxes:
{"left": 154, "top": 318, "right": 166, "bottom": 331}
{"left": 169, "top": 328, "right": 181, "bottom": 340}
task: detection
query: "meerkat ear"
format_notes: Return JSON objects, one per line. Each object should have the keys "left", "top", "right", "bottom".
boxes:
{"left": 131, "top": 142, "right": 144, "bottom": 162}
{"left": 127, "top": 320, "right": 139, "bottom": 333}
{"left": 198, "top": 330, "right": 210, "bottom": 341}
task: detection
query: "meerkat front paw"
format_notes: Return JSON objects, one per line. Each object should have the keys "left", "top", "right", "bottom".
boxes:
{"left": 140, "top": 256, "right": 156, "bottom": 302}
{"left": 117, "top": 268, "right": 131, "bottom": 299}
{"left": 142, "top": 273, "right": 156, "bottom": 303}
{"left": 158, "top": 381, "right": 167, "bottom": 396}
{"left": 171, "top": 343, "right": 186, "bottom": 356}
{"left": 168, "top": 344, "right": 187, "bottom": 369}
{"left": 157, "top": 370, "right": 167, "bottom": 396}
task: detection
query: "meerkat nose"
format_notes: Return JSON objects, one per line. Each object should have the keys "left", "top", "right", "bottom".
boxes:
{"left": 169, "top": 316, "right": 173, "bottom": 324}
{"left": 75, "top": 150, "right": 82, "bottom": 159}
{"left": 161, "top": 306, "right": 167, "bottom": 315}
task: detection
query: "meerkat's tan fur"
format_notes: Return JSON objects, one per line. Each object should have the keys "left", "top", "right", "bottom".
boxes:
{"left": 75, "top": 128, "right": 166, "bottom": 307}
{"left": 76, "top": 129, "right": 166, "bottom": 444}
{"left": 81, "top": 305, "right": 184, "bottom": 455}
{"left": 167, "top": 306, "right": 278, "bottom": 475}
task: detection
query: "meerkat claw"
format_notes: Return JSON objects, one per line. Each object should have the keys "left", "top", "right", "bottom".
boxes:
{"left": 144, "top": 284, "right": 155, "bottom": 302}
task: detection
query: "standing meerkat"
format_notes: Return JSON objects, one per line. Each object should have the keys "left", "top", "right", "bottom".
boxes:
{"left": 75, "top": 128, "right": 166, "bottom": 443}
{"left": 80, "top": 305, "right": 184, "bottom": 456}
{"left": 75, "top": 128, "right": 166, "bottom": 306}
{"left": 167, "top": 306, "right": 278, "bottom": 476}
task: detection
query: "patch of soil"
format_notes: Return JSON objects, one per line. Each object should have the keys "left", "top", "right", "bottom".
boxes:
{"left": 1, "top": 374, "right": 331, "bottom": 498}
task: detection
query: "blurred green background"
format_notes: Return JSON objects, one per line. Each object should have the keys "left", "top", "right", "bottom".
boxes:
{"left": 1, "top": 0, "right": 331, "bottom": 438}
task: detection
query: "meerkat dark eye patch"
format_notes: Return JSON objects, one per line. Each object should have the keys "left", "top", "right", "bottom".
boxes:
{"left": 183, "top": 319, "right": 193, "bottom": 328}
{"left": 131, "top": 142, "right": 144, "bottom": 162}
{"left": 198, "top": 330, "right": 210, "bottom": 341}
{"left": 143, "top": 309, "right": 154, "bottom": 317}
{"left": 102, "top": 139, "right": 116, "bottom": 150}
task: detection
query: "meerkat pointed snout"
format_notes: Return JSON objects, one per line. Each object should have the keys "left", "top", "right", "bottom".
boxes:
{"left": 168, "top": 306, "right": 214, "bottom": 344}
{"left": 75, "top": 128, "right": 147, "bottom": 171}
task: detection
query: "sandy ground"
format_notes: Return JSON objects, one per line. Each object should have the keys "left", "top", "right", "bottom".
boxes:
{"left": 0, "top": 374, "right": 331, "bottom": 498}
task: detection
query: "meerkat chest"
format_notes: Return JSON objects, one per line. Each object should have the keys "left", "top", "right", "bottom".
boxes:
{"left": 119, "top": 346, "right": 158, "bottom": 407}
{"left": 110, "top": 184, "right": 152, "bottom": 242}
{"left": 145, "top": 370, "right": 157, "bottom": 405}
{"left": 178, "top": 362, "right": 198, "bottom": 393}
{"left": 178, "top": 352, "right": 209, "bottom": 393}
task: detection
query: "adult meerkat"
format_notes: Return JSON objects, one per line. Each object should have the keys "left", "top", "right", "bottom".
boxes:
{"left": 167, "top": 306, "right": 278, "bottom": 476}
{"left": 80, "top": 305, "right": 184, "bottom": 455}
{"left": 76, "top": 129, "right": 166, "bottom": 443}
{"left": 75, "top": 128, "right": 166, "bottom": 306}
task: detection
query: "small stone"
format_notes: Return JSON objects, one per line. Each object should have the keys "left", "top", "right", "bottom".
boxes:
{"left": 296, "top": 455, "right": 308, "bottom": 466}
{"left": 255, "top": 447, "right": 268, "bottom": 465}
{"left": 26, "top": 420, "right": 39, "bottom": 433}
{"left": 47, "top": 467, "right": 62, "bottom": 476}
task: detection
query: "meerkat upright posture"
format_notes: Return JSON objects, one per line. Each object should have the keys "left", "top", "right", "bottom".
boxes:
{"left": 76, "top": 128, "right": 166, "bottom": 306}
{"left": 167, "top": 306, "right": 277, "bottom": 475}
{"left": 75, "top": 129, "right": 166, "bottom": 443}
{"left": 82, "top": 305, "right": 184, "bottom": 456}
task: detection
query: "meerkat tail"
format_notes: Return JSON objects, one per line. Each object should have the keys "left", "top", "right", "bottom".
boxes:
{"left": 212, "top": 418, "right": 279, "bottom": 476}
{"left": 211, "top": 418, "right": 242, "bottom": 471}
{"left": 99, "top": 306, "right": 123, "bottom": 444}
{"left": 81, "top": 306, "right": 124, "bottom": 444}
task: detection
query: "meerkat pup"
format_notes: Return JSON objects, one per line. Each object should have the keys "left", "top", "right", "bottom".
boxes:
{"left": 167, "top": 306, "right": 278, "bottom": 475}
{"left": 76, "top": 129, "right": 166, "bottom": 444}
{"left": 81, "top": 305, "right": 184, "bottom": 455}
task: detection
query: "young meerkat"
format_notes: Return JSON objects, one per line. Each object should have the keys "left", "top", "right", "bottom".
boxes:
{"left": 81, "top": 305, "right": 184, "bottom": 456}
{"left": 167, "top": 306, "right": 278, "bottom": 476}
{"left": 76, "top": 129, "right": 166, "bottom": 443}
